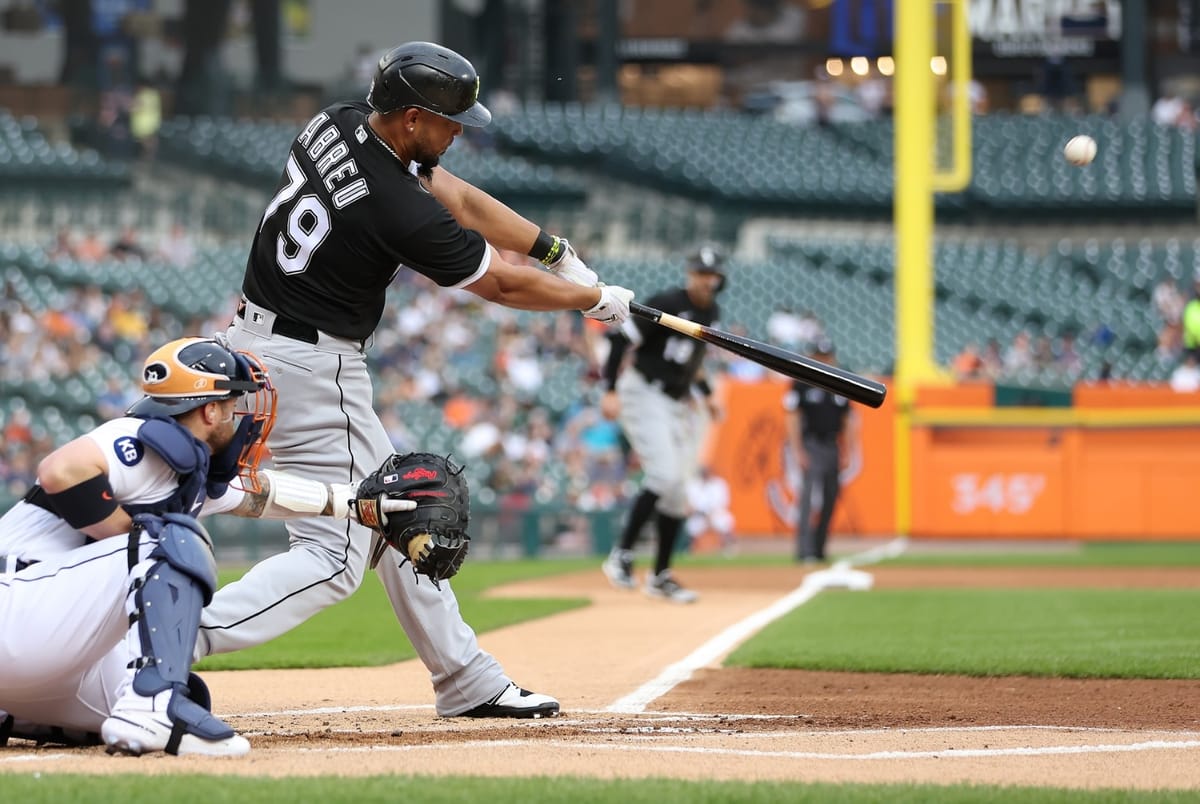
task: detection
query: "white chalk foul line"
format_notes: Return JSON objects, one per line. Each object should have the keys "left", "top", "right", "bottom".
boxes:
{"left": 0, "top": 752, "right": 71, "bottom": 764}
{"left": 228, "top": 703, "right": 434, "bottom": 718}
{"left": 606, "top": 536, "right": 908, "bottom": 714}
{"left": 286, "top": 737, "right": 1200, "bottom": 760}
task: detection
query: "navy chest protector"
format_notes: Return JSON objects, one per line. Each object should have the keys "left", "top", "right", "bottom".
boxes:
{"left": 125, "top": 417, "right": 211, "bottom": 517}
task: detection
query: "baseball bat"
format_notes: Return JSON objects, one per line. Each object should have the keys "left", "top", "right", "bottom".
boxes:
{"left": 629, "top": 302, "right": 887, "bottom": 408}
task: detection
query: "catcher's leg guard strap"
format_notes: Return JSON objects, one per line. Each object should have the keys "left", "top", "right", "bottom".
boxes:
{"left": 163, "top": 676, "right": 236, "bottom": 754}
{"left": 129, "top": 517, "right": 217, "bottom": 698}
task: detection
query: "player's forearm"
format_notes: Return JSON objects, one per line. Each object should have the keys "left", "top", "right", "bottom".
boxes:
{"left": 228, "top": 470, "right": 351, "bottom": 520}
{"left": 469, "top": 257, "right": 600, "bottom": 311}
{"left": 430, "top": 167, "right": 541, "bottom": 253}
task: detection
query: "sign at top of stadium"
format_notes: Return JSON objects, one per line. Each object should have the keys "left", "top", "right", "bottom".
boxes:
{"left": 970, "top": 0, "right": 1121, "bottom": 57}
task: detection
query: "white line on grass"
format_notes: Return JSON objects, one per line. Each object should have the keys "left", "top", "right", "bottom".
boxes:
{"left": 606, "top": 536, "right": 909, "bottom": 713}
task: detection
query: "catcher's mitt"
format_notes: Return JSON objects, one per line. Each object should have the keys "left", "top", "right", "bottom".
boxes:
{"left": 356, "top": 452, "right": 470, "bottom": 584}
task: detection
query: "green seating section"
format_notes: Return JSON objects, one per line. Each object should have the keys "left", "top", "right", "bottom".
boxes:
{"left": 0, "top": 230, "right": 1182, "bottom": 481}
{"left": 156, "top": 116, "right": 587, "bottom": 200}
{"left": 2, "top": 241, "right": 244, "bottom": 320}
{"left": 489, "top": 105, "right": 1197, "bottom": 216}
{"left": 0, "top": 109, "right": 130, "bottom": 187}
{"left": 969, "top": 114, "right": 1196, "bottom": 214}
{"left": 493, "top": 104, "right": 891, "bottom": 211}
{"left": 764, "top": 234, "right": 1185, "bottom": 382}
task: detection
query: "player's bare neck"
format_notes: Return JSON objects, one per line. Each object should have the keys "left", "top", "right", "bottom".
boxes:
{"left": 366, "top": 111, "right": 413, "bottom": 165}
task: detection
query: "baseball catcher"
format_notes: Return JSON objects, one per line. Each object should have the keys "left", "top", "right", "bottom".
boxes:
{"left": 358, "top": 453, "right": 471, "bottom": 586}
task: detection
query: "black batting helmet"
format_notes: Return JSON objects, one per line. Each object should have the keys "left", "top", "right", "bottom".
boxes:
{"left": 367, "top": 41, "right": 491, "bottom": 127}
{"left": 127, "top": 337, "right": 268, "bottom": 419}
{"left": 686, "top": 245, "right": 727, "bottom": 292}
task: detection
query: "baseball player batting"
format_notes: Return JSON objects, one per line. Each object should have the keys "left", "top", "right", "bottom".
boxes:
{"left": 198, "top": 40, "right": 632, "bottom": 718}
{"left": 0, "top": 337, "right": 416, "bottom": 755}
{"left": 599, "top": 247, "right": 726, "bottom": 603}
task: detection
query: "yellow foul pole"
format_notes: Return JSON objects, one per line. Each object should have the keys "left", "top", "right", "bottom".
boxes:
{"left": 893, "top": 0, "right": 936, "bottom": 535}
{"left": 893, "top": 0, "right": 972, "bottom": 535}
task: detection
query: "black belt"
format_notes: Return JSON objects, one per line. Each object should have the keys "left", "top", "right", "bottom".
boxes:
{"left": 641, "top": 373, "right": 690, "bottom": 400}
{"left": 236, "top": 303, "right": 319, "bottom": 345}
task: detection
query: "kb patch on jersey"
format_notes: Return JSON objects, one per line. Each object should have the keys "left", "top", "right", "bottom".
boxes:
{"left": 113, "top": 435, "right": 144, "bottom": 466}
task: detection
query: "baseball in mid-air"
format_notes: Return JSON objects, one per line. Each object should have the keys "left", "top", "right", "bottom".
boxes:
{"left": 1063, "top": 134, "right": 1097, "bottom": 166}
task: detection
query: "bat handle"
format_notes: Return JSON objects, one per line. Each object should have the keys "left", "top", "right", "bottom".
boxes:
{"left": 629, "top": 301, "right": 660, "bottom": 322}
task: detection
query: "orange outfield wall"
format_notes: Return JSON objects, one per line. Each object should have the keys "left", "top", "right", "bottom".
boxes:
{"left": 706, "top": 377, "right": 895, "bottom": 540}
{"left": 708, "top": 379, "right": 1200, "bottom": 540}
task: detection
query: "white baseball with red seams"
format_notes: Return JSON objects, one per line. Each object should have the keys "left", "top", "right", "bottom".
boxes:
{"left": 1064, "top": 135, "right": 1097, "bottom": 166}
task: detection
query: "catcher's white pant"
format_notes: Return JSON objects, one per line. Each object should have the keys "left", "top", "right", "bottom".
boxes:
{"left": 0, "top": 533, "right": 155, "bottom": 732}
{"left": 615, "top": 369, "right": 708, "bottom": 518}
{"left": 201, "top": 311, "right": 508, "bottom": 715}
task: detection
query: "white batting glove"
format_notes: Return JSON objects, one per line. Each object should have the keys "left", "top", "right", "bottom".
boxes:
{"left": 583, "top": 285, "right": 634, "bottom": 326}
{"left": 547, "top": 239, "right": 599, "bottom": 287}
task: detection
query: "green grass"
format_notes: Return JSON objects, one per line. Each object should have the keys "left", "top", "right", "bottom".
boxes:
{"left": 13, "top": 546, "right": 1199, "bottom": 797}
{"left": 2, "top": 775, "right": 1196, "bottom": 803}
{"left": 197, "top": 544, "right": 1200, "bottom": 673}
{"left": 196, "top": 558, "right": 594, "bottom": 670}
{"left": 668, "top": 541, "right": 1200, "bottom": 569}
{"left": 876, "top": 541, "right": 1200, "bottom": 568}
{"left": 728, "top": 588, "right": 1200, "bottom": 678}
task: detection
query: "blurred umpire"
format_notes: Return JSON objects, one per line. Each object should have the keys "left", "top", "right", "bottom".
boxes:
{"left": 599, "top": 247, "right": 725, "bottom": 603}
{"left": 783, "top": 339, "right": 859, "bottom": 563}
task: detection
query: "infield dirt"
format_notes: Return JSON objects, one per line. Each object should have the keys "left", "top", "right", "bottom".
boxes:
{"left": 3, "top": 563, "right": 1199, "bottom": 789}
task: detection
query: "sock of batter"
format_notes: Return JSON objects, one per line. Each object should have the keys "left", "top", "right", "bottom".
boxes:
{"left": 654, "top": 513, "right": 684, "bottom": 575}
{"left": 619, "top": 489, "right": 660, "bottom": 551}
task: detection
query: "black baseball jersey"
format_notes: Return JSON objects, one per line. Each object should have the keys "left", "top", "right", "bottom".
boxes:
{"left": 784, "top": 380, "right": 850, "bottom": 440}
{"left": 628, "top": 287, "right": 719, "bottom": 398}
{"left": 242, "top": 101, "right": 489, "bottom": 340}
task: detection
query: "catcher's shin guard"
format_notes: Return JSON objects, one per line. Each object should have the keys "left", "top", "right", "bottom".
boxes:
{"left": 106, "top": 514, "right": 243, "bottom": 755}
{"left": 129, "top": 514, "right": 217, "bottom": 696}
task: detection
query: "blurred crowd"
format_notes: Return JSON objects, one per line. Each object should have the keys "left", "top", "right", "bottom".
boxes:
{"left": 0, "top": 237, "right": 660, "bottom": 522}
{"left": 7, "top": 212, "right": 1200, "bottom": 510}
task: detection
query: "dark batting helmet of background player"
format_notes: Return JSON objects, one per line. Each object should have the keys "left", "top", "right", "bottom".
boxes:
{"left": 686, "top": 245, "right": 727, "bottom": 293}
{"left": 367, "top": 41, "right": 492, "bottom": 127}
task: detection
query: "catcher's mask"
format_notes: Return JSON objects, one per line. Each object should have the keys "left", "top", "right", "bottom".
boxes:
{"left": 128, "top": 337, "right": 277, "bottom": 491}
{"left": 367, "top": 41, "right": 491, "bottom": 127}
{"left": 686, "top": 245, "right": 727, "bottom": 293}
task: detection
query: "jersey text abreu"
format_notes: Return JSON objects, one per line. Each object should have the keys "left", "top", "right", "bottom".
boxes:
{"left": 242, "top": 101, "right": 488, "bottom": 340}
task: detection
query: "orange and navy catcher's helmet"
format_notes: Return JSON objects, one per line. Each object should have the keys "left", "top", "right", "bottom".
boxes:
{"left": 128, "top": 337, "right": 277, "bottom": 492}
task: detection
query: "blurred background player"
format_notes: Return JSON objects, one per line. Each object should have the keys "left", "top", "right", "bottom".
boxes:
{"left": 685, "top": 464, "right": 736, "bottom": 556}
{"left": 599, "top": 247, "right": 726, "bottom": 603}
{"left": 783, "top": 338, "right": 860, "bottom": 563}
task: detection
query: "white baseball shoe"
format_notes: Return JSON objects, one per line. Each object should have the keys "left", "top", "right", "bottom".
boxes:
{"left": 101, "top": 690, "right": 249, "bottom": 757}
{"left": 644, "top": 570, "right": 698, "bottom": 604}
{"left": 601, "top": 549, "right": 636, "bottom": 590}
{"left": 458, "top": 683, "right": 560, "bottom": 719}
